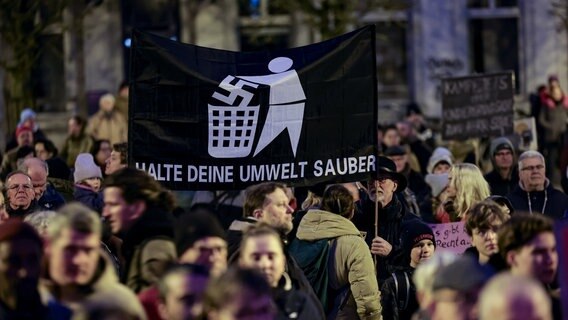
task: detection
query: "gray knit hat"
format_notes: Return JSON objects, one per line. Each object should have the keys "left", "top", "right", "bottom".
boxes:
{"left": 74, "top": 153, "right": 102, "bottom": 183}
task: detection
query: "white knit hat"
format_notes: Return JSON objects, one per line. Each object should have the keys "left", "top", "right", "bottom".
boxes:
{"left": 74, "top": 153, "right": 102, "bottom": 183}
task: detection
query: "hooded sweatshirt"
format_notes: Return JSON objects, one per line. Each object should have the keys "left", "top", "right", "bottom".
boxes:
{"left": 484, "top": 137, "right": 519, "bottom": 196}
{"left": 507, "top": 179, "right": 568, "bottom": 219}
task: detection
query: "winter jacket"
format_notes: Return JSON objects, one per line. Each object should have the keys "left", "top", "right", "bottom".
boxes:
{"left": 87, "top": 110, "right": 127, "bottom": 145}
{"left": 380, "top": 267, "right": 417, "bottom": 320}
{"left": 40, "top": 251, "right": 147, "bottom": 319}
{"left": 38, "top": 183, "right": 66, "bottom": 210}
{"left": 297, "top": 210, "right": 382, "bottom": 320}
{"left": 507, "top": 180, "right": 568, "bottom": 219}
{"left": 227, "top": 217, "right": 326, "bottom": 319}
{"left": 60, "top": 134, "right": 94, "bottom": 168}
{"left": 353, "top": 195, "right": 420, "bottom": 281}
{"left": 273, "top": 272, "right": 324, "bottom": 320}
{"left": 484, "top": 168, "right": 519, "bottom": 197}
{"left": 121, "top": 207, "right": 177, "bottom": 293}
{"left": 73, "top": 184, "right": 104, "bottom": 213}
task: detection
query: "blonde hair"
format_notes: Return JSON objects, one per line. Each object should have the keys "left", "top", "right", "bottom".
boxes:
{"left": 301, "top": 191, "right": 322, "bottom": 210}
{"left": 449, "top": 163, "right": 491, "bottom": 219}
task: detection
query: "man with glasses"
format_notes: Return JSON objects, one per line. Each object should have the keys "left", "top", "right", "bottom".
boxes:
{"left": 19, "top": 157, "right": 65, "bottom": 210}
{"left": 353, "top": 156, "right": 419, "bottom": 281}
{"left": 4, "top": 171, "right": 39, "bottom": 219}
{"left": 506, "top": 150, "right": 568, "bottom": 219}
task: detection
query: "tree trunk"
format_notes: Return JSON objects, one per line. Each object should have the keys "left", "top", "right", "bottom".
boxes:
{"left": 70, "top": 0, "right": 88, "bottom": 117}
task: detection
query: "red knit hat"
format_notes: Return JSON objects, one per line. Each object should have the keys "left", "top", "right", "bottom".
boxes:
{"left": 15, "top": 124, "right": 33, "bottom": 137}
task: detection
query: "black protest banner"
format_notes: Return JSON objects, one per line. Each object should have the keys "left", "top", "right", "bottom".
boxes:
{"left": 129, "top": 26, "right": 378, "bottom": 190}
{"left": 441, "top": 72, "right": 514, "bottom": 140}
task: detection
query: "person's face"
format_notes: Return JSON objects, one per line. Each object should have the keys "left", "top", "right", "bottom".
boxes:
{"left": 388, "top": 155, "right": 407, "bottom": 172}
{"left": 105, "top": 150, "right": 125, "bottom": 175}
{"left": 29, "top": 167, "right": 48, "bottom": 200}
{"left": 256, "top": 188, "right": 293, "bottom": 234}
{"left": 0, "top": 193, "right": 8, "bottom": 223}
{"left": 68, "top": 118, "right": 82, "bottom": 137}
{"left": 179, "top": 237, "right": 228, "bottom": 278}
{"left": 429, "top": 288, "right": 474, "bottom": 320}
{"left": 102, "top": 187, "right": 142, "bottom": 234}
{"left": 0, "top": 238, "right": 42, "bottom": 289}
{"left": 410, "top": 239, "right": 435, "bottom": 268}
{"left": 84, "top": 177, "right": 102, "bottom": 192}
{"left": 211, "top": 287, "right": 275, "bottom": 320}
{"left": 485, "top": 292, "right": 552, "bottom": 320}
{"left": 383, "top": 129, "right": 400, "bottom": 147}
{"left": 34, "top": 143, "right": 52, "bottom": 161}
{"left": 445, "top": 172, "right": 457, "bottom": 198}
{"left": 47, "top": 228, "right": 100, "bottom": 286}
{"left": 100, "top": 98, "right": 114, "bottom": 112}
{"left": 95, "top": 142, "right": 112, "bottom": 166}
{"left": 519, "top": 157, "right": 546, "bottom": 191}
{"left": 159, "top": 272, "right": 209, "bottom": 320}
{"left": 6, "top": 174, "right": 35, "bottom": 209}
{"left": 367, "top": 175, "right": 397, "bottom": 207}
{"left": 433, "top": 162, "right": 451, "bottom": 174}
{"left": 494, "top": 149, "right": 513, "bottom": 170}
{"left": 396, "top": 122, "right": 412, "bottom": 138}
{"left": 508, "top": 232, "right": 558, "bottom": 284}
{"left": 16, "top": 131, "right": 33, "bottom": 147}
{"left": 239, "top": 234, "right": 286, "bottom": 288}
{"left": 471, "top": 219, "right": 503, "bottom": 260}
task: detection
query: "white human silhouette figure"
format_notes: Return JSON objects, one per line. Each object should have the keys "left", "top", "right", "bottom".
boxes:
{"left": 238, "top": 57, "right": 305, "bottom": 157}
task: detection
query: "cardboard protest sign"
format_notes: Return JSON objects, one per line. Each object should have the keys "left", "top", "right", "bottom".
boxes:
{"left": 129, "top": 26, "right": 378, "bottom": 190}
{"left": 428, "top": 221, "right": 472, "bottom": 254}
{"left": 442, "top": 72, "right": 514, "bottom": 140}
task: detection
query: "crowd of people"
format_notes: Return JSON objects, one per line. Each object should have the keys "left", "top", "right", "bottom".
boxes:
{"left": 0, "top": 78, "right": 567, "bottom": 319}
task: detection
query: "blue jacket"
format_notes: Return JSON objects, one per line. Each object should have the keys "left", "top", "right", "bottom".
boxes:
{"left": 38, "top": 183, "right": 65, "bottom": 210}
{"left": 73, "top": 184, "right": 104, "bottom": 213}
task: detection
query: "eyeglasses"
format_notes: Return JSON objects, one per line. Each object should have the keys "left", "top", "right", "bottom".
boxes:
{"left": 7, "top": 184, "right": 33, "bottom": 191}
{"left": 521, "top": 164, "right": 545, "bottom": 172}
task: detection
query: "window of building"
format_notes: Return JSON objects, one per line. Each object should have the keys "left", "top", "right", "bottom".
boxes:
{"left": 360, "top": 8, "right": 409, "bottom": 99}
{"left": 468, "top": 2, "right": 520, "bottom": 93}
{"left": 375, "top": 21, "right": 408, "bottom": 98}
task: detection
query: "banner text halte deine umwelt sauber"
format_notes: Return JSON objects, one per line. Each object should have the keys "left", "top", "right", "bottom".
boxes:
{"left": 135, "top": 155, "right": 375, "bottom": 183}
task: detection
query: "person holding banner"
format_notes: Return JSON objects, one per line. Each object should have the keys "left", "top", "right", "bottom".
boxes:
{"left": 354, "top": 156, "right": 419, "bottom": 281}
